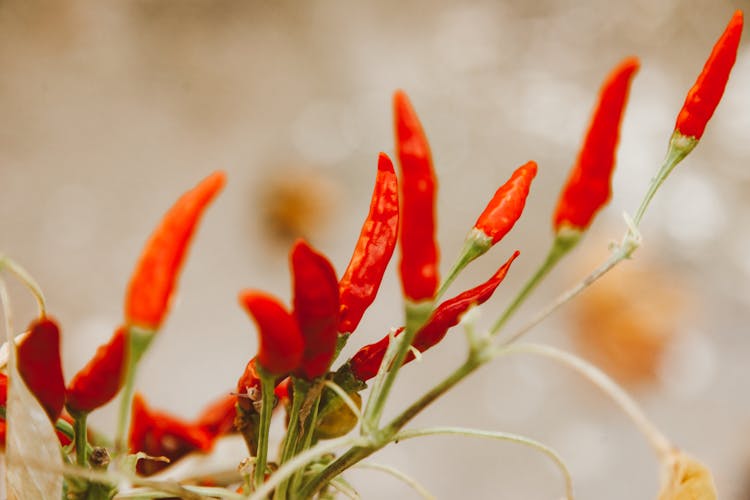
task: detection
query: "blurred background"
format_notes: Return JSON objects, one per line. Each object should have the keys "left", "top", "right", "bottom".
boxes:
{"left": 1, "top": 0, "right": 749, "bottom": 498}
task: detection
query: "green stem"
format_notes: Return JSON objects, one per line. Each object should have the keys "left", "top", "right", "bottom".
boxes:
{"left": 362, "top": 301, "right": 433, "bottom": 431}
{"left": 303, "top": 357, "right": 482, "bottom": 498}
{"left": 249, "top": 435, "right": 364, "bottom": 500}
{"left": 73, "top": 413, "right": 89, "bottom": 467}
{"left": 0, "top": 255, "right": 47, "bottom": 316}
{"left": 495, "top": 343, "right": 672, "bottom": 458}
{"left": 289, "top": 385, "right": 323, "bottom": 493}
{"left": 490, "top": 232, "right": 579, "bottom": 336}
{"left": 355, "top": 462, "right": 436, "bottom": 500}
{"left": 115, "top": 327, "right": 154, "bottom": 455}
{"left": 393, "top": 427, "right": 573, "bottom": 500}
{"left": 435, "top": 232, "right": 490, "bottom": 301}
{"left": 633, "top": 133, "right": 695, "bottom": 226}
{"left": 254, "top": 370, "right": 276, "bottom": 490}
{"left": 274, "top": 378, "right": 308, "bottom": 499}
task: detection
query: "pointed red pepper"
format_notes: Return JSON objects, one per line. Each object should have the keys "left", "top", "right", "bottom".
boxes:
{"left": 349, "top": 251, "right": 519, "bottom": 381}
{"left": 553, "top": 58, "right": 640, "bottom": 233}
{"left": 291, "top": 240, "right": 340, "bottom": 380}
{"left": 239, "top": 290, "right": 304, "bottom": 376}
{"left": 195, "top": 393, "right": 238, "bottom": 439}
{"left": 674, "top": 11, "right": 743, "bottom": 140}
{"left": 65, "top": 327, "right": 127, "bottom": 414}
{"left": 17, "top": 317, "right": 66, "bottom": 421}
{"left": 338, "top": 153, "right": 399, "bottom": 334}
{"left": 129, "top": 393, "right": 214, "bottom": 476}
{"left": 236, "top": 357, "right": 262, "bottom": 413}
{"left": 473, "top": 161, "right": 537, "bottom": 246}
{"left": 394, "top": 90, "right": 440, "bottom": 302}
{"left": 125, "top": 171, "right": 226, "bottom": 331}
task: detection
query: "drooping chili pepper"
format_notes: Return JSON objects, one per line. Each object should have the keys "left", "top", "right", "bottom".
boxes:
{"left": 17, "top": 317, "right": 66, "bottom": 421}
{"left": 338, "top": 152, "right": 399, "bottom": 333}
{"left": 674, "top": 11, "right": 743, "bottom": 140}
{"left": 125, "top": 171, "right": 226, "bottom": 331}
{"left": 350, "top": 251, "right": 519, "bottom": 381}
{"left": 129, "top": 392, "right": 214, "bottom": 476}
{"left": 393, "top": 90, "right": 440, "bottom": 302}
{"left": 239, "top": 290, "right": 304, "bottom": 376}
{"left": 473, "top": 161, "right": 538, "bottom": 245}
{"left": 291, "top": 239, "right": 340, "bottom": 380}
{"left": 553, "top": 58, "right": 640, "bottom": 233}
{"left": 65, "top": 327, "right": 127, "bottom": 414}
{"left": 236, "top": 357, "right": 262, "bottom": 413}
{"left": 195, "top": 393, "right": 238, "bottom": 438}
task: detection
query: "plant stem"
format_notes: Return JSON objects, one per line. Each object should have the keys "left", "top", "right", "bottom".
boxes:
{"left": 289, "top": 385, "right": 323, "bottom": 493}
{"left": 393, "top": 427, "right": 573, "bottom": 500}
{"left": 249, "top": 435, "right": 364, "bottom": 500}
{"left": 302, "top": 357, "right": 482, "bottom": 498}
{"left": 74, "top": 413, "right": 89, "bottom": 467}
{"left": 0, "top": 256, "right": 47, "bottom": 316}
{"left": 435, "top": 234, "right": 489, "bottom": 301}
{"left": 274, "top": 378, "right": 308, "bottom": 500}
{"left": 355, "top": 462, "right": 436, "bottom": 500}
{"left": 362, "top": 301, "right": 432, "bottom": 431}
{"left": 632, "top": 134, "right": 694, "bottom": 226}
{"left": 495, "top": 343, "right": 672, "bottom": 458}
{"left": 254, "top": 370, "right": 276, "bottom": 490}
{"left": 115, "top": 327, "right": 153, "bottom": 455}
{"left": 490, "top": 232, "right": 579, "bottom": 336}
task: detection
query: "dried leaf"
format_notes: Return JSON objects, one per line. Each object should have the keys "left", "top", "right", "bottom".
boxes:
{"left": 5, "top": 348, "right": 64, "bottom": 498}
{"left": 658, "top": 451, "right": 717, "bottom": 500}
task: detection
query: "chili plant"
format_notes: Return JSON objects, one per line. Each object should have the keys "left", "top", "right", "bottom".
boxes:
{"left": 0, "top": 9, "right": 743, "bottom": 500}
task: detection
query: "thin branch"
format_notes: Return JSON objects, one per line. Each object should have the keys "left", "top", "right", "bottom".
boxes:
{"left": 355, "top": 462, "right": 436, "bottom": 500}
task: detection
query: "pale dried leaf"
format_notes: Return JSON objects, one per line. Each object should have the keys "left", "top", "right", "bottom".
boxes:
{"left": 5, "top": 354, "right": 64, "bottom": 498}
{"left": 0, "top": 332, "right": 29, "bottom": 369}
{"left": 658, "top": 452, "right": 717, "bottom": 500}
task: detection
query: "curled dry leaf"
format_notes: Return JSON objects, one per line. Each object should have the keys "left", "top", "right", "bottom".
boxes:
{"left": 5, "top": 354, "right": 64, "bottom": 498}
{"left": 658, "top": 451, "right": 717, "bottom": 500}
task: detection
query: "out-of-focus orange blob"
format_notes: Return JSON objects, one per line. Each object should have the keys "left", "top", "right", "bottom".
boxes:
{"left": 569, "top": 254, "right": 690, "bottom": 386}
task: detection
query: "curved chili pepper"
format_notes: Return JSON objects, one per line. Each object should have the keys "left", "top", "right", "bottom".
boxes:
{"left": 129, "top": 393, "right": 213, "bottom": 476}
{"left": 474, "top": 161, "right": 537, "bottom": 245}
{"left": 66, "top": 327, "right": 127, "bottom": 414}
{"left": 393, "top": 90, "right": 440, "bottom": 302}
{"left": 125, "top": 171, "right": 226, "bottom": 331}
{"left": 236, "top": 357, "right": 262, "bottom": 413}
{"left": 291, "top": 239, "right": 340, "bottom": 380}
{"left": 195, "top": 393, "right": 238, "bottom": 438}
{"left": 674, "top": 11, "right": 743, "bottom": 140}
{"left": 338, "top": 152, "right": 399, "bottom": 333}
{"left": 239, "top": 290, "right": 304, "bottom": 376}
{"left": 553, "top": 58, "right": 640, "bottom": 232}
{"left": 17, "top": 317, "right": 66, "bottom": 421}
{"left": 350, "top": 251, "right": 519, "bottom": 381}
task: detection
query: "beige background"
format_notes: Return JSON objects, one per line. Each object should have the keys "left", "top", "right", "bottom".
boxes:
{"left": 2, "top": 1, "right": 750, "bottom": 498}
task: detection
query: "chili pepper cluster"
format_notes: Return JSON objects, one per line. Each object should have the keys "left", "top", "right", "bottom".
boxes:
{"left": 0, "top": 10, "right": 743, "bottom": 500}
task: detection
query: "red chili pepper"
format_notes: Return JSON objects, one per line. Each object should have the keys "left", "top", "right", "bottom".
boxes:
{"left": 553, "top": 58, "right": 640, "bottom": 232}
{"left": 338, "top": 152, "right": 399, "bottom": 333}
{"left": 129, "top": 393, "right": 214, "bottom": 476}
{"left": 239, "top": 290, "right": 304, "bottom": 376}
{"left": 291, "top": 239, "right": 340, "bottom": 380}
{"left": 125, "top": 171, "right": 226, "bottom": 331}
{"left": 474, "top": 162, "right": 537, "bottom": 244}
{"left": 65, "top": 327, "right": 127, "bottom": 414}
{"left": 393, "top": 90, "right": 440, "bottom": 302}
{"left": 17, "top": 317, "right": 66, "bottom": 421}
{"left": 195, "top": 393, "right": 238, "bottom": 439}
{"left": 274, "top": 377, "right": 292, "bottom": 406}
{"left": 236, "top": 357, "right": 262, "bottom": 413}
{"left": 674, "top": 11, "right": 743, "bottom": 140}
{"left": 350, "top": 251, "right": 519, "bottom": 381}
